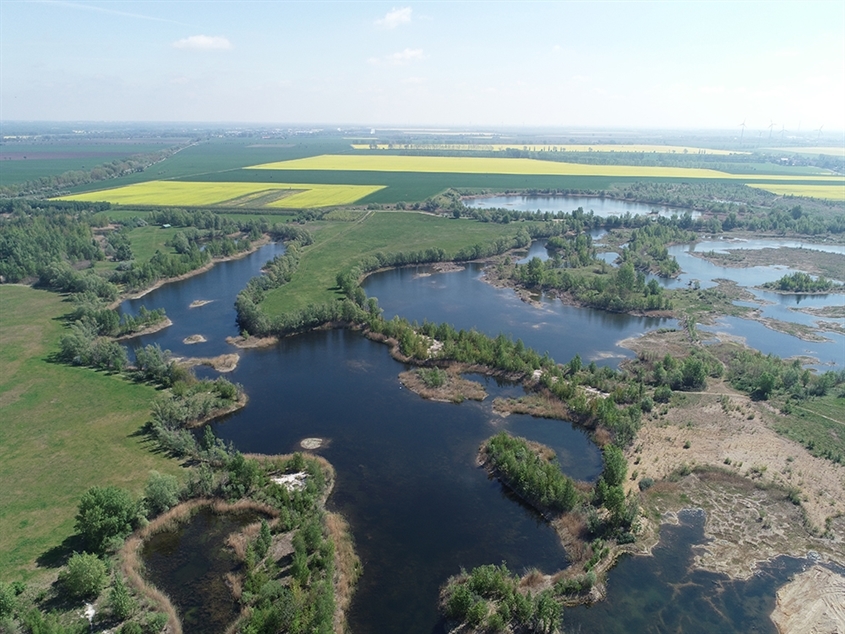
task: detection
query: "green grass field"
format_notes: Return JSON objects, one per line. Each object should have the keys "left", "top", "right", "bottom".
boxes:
{"left": 260, "top": 211, "right": 519, "bottom": 314}
{"left": 0, "top": 286, "right": 182, "bottom": 582}
{"left": 63, "top": 137, "right": 354, "bottom": 194}
{"left": 775, "top": 394, "right": 845, "bottom": 463}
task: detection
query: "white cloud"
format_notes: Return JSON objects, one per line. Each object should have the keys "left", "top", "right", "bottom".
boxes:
{"left": 173, "top": 35, "right": 232, "bottom": 51}
{"left": 368, "top": 48, "right": 425, "bottom": 66}
{"left": 375, "top": 7, "right": 412, "bottom": 29}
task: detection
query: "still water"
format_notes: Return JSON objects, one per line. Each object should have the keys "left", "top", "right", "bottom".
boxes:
{"left": 120, "top": 237, "right": 830, "bottom": 632}
{"left": 142, "top": 507, "right": 264, "bottom": 634}
{"left": 465, "top": 194, "right": 700, "bottom": 219}
{"left": 504, "top": 238, "right": 844, "bottom": 369}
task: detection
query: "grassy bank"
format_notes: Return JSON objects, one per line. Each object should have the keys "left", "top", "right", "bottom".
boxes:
{"left": 0, "top": 285, "right": 182, "bottom": 582}
{"left": 259, "top": 211, "right": 518, "bottom": 314}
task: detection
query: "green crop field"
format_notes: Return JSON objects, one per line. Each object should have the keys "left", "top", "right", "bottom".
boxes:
{"left": 351, "top": 143, "right": 747, "bottom": 155}
{"left": 762, "top": 146, "right": 845, "bottom": 158}
{"left": 55, "top": 180, "right": 385, "bottom": 209}
{"left": 260, "top": 211, "right": 519, "bottom": 314}
{"left": 0, "top": 286, "right": 182, "bottom": 581}
{"left": 0, "top": 141, "right": 181, "bottom": 186}
{"left": 63, "top": 137, "right": 355, "bottom": 194}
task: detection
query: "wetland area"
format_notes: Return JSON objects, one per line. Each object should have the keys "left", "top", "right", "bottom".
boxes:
{"left": 115, "top": 223, "right": 844, "bottom": 633}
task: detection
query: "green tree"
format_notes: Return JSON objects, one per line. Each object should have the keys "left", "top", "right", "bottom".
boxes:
{"left": 680, "top": 357, "right": 706, "bottom": 390}
{"left": 109, "top": 574, "right": 135, "bottom": 621}
{"left": 144, "top": 471, "right": 180, "bottom": 518}
{"left": 755, "top": 372, "right": 776, "bottom": 400}
{"left": 75, "top": 486, "right": 140, "bottom": 553}
{"left": 59, "top": 552, "right": 107, "bottom": 599}
{"left": 601, "top": 444, "right": 627, "bottom": 487}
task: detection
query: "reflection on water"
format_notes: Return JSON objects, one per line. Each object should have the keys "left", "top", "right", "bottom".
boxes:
{"left": 465, "top": 195, "right": 699, "bottom": 219}
{"left": 566, "top": 509, "right": 815, "bottom": 633}
{"left": 210, "top": 329, "right": 595, "bottom": 633}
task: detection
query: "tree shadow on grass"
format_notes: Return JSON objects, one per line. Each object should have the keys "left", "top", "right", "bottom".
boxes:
{"left": 36, "top": 532, "right": 86, "bottom": 570}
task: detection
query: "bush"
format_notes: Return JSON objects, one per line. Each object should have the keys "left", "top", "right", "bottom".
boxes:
{"left": 75, "top": 486, "right": 140, "bottom": 554}
{"left": 109, "top": 575, "right": 135, "bottom": 620}
{"left": 0, "top": 583, "right": 15, "bottom": 618}
{"left": 654, "top": 384, "right": 672, "bottom": 403}
{"left": 119, "top": 623, "right": 143, "bottom": 634}
{"left": 638, "top": 477, "right": 655, "bottom": 491}
{"left": 59, "top": 552, "right": 107, "bottom": 599}
{"left": 144, "top": 471, "right": 180, "bottom": 518}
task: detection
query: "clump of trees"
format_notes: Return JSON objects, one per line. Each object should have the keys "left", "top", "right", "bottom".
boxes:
{"left": 761, "top": 272, "right": 843, "bottom": 293}
{"left": 442, "top": 563, "right": 563, "bottom": 633}
{"left": 484, "top": 433, "right": 579, "bottom": 513}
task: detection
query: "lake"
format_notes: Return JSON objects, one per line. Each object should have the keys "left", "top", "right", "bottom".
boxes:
{"left": 119, "top": 234, "right": 833, "bottom": 632}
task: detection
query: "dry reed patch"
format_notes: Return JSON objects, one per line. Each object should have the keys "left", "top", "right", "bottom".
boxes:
{"left": 628, "top": 385, "right": 845, "bottom": 531}
{"left": 398, "top": 369, "right": 487, "bottom": 403}
{"left": 177, "top": 352, "right": 239, "bottom": 372}
{"left": 325, "top": 512, "right": 361, "bottom": 634}
{"left": 225, "top": 334, "right": 279, "bottom": 349}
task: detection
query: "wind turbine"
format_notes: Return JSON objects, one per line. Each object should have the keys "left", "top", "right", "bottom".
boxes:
{"left": 780, "top": 124, "right": 786, "bottom": 141}
{"left": 768, "top": 120, "right": 776, "bottom": 139}
{"left": 739, "top": 118, "right": 746, "bottom": 143}
{"left": 816, "top": 125, "right": 824, "bottom": 142}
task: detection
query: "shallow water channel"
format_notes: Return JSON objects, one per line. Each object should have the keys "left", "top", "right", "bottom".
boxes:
{"left": 124, "top": 239, "right": 829, "bottom": 632}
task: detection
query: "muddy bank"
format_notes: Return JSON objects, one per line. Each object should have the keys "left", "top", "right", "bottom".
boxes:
{"left": 177, "top": 352, "right": 239, "bottom": 372}
{"left": 399, "top": 369, "right": 487, "bottom": 403}
{"left": 226, "top": 334, "right": 279, "bottom": 349}
{"left": 183, "top": 334, "right": 207, "bottom": 344}
{"left": 691, "top": 246, "right": 845, "bottom": 281}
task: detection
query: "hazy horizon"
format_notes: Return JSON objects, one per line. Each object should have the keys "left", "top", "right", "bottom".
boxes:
{"left": 2, "top": 1, "right": 843, "bottom": 132}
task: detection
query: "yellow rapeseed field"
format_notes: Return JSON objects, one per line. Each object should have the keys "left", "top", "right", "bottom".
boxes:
{"left": 57, "top": 181, "right": 384, "bottom": 208}
{"left": 350, "top": 143, "right": 746, "bottom": 155}
{"left": 747, "top": 183, "right": 845, "bottom": 201}
{"left": 248, "top": 154, "right": 844, "bottom": 183}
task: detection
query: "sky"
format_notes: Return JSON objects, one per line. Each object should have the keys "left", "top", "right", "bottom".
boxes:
{"left": 1, "top": 1, "right": 843, "bottom": 130}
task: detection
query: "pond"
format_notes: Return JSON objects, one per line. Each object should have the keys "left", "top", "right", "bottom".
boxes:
{"left": 141, "top": 507, "right": 264, "bottom": 634}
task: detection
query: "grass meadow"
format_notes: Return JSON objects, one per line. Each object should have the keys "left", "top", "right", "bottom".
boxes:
{"left": 775, "top": 394, "right": 845, "bottom": 463}
{"left": 260, "top": 211, "right": 519, "bottom": 314}
{"left": 0, "top": 286, "right": 182, "bottom": 582}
